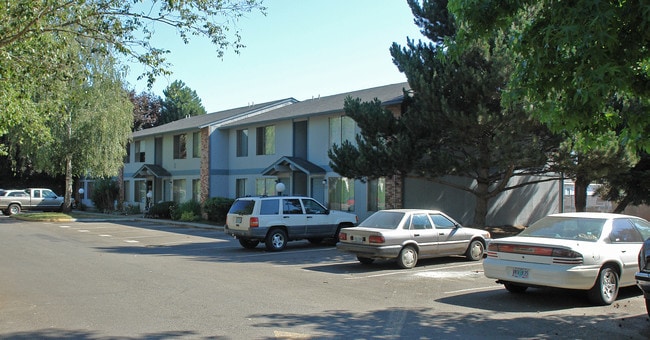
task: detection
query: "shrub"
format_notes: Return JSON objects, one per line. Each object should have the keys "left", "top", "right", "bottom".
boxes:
{"left": 171, "top": 200, "right": 201, "bottom": 221}
{"left": 148, "top": 201, "right": 176, "bottom": 219}
{"left": 122, "top": 203, "right": 141, "bottom": 215}
{"left": 203, "top": 197, "right": 234, "bottom": 223}
{"left": 91, "top": 178, "right": 119, "bottom": 213}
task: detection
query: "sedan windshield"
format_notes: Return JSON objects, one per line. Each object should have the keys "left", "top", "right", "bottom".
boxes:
{"left": 358, "top": 211, "right": 405, "bottom": 230}
{"left": 519, "top": 216, "right": 605, "bottom": 241}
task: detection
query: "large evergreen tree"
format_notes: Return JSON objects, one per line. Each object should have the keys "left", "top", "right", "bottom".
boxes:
{"left": 159, "top": 80, "right": 207, "bottom": 125}
{"left": 329, "top": 0, "right": 559, "bottom": 227}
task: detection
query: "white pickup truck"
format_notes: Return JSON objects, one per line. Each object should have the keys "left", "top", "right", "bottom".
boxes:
{"left": 0, "top": 188, "right": 64, "bottom": 215}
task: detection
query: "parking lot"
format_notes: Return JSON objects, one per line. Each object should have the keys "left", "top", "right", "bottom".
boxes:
{"left": 1, "top": 216, "right": 649, "bottom": 339}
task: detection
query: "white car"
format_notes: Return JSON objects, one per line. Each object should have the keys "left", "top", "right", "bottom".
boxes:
{"left": 337, "top": 209, "right": 491, "bottom": 269}
{"left": 483, "top": 212, "right": 650, "bottom": 305}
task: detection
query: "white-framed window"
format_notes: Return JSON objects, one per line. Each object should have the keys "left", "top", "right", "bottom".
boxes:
{"left": 192, "top": 179, "right": 200, "bottom": 202}
{"left": 123, "top": 180, "right": 131, "bottom": 202}
{"left": 236, "top": 178, "right": 247, "bottom": 197}
{"left": 173, "top": 134, "right": 187, "bottom": 159}
{"left": 367, "top": 177, "right": 386, "bottom": 211}
{"left": 255, "top": 178, "right": 277, "bottom": 196}
{"left": 135, "top": 141, "right": 145, "bottom": 162}
{"left": 329, "top": 116, "right": 356, "bottom": 147}
{"left": 237, "top": 129, "right": 248, "bottom": 157}
{"left": 192, "top": 132, "right": 200, "bottom": 158}
{"left": 134, "top": 180, "right": 146, "bottom": 203}
{"left": 256, "top": 125, "right": 275, "bottom": 155}
{"left": 328, "top": 177, "right": 355, "bottom": 212}
{"left": 173, "top": 179, "right": 187, "bottom": 203}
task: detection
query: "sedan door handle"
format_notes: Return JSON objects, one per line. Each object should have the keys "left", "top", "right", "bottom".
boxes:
{"left": 307, "top": 216, "right": 313, "bottom": 219}
{"left": 414, "top": 234, "right": 420, "bottom": 237}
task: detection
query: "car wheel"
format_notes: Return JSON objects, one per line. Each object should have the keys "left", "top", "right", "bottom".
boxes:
{"left": 587, "top": 265, "right": 619, "bottom": 305}
{"left": 397, "top": 246, "right": 418, "bottom": 269}
{"left": 465, "top": 239, "right": 485, "bottom": 261}
{"left": 357, "top": 256, "right": 374, "bottom": 265}
{"left": 504, "top": 282, "right": 528, "bottom": 293}
{"left": 265, "top": 228, "right": 287, "bottom": 252}
{"left": 8, "top": 204, "right": 21, "bottom": 215}
{"left": 238, "top": 239, "right": 259, "bottom": 249}
{"left": 308, "top": 238, "right": 323, "bottom": 244}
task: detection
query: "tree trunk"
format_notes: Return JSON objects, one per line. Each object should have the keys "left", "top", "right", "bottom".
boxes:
{"left": 63, "top": 154, "right": 73, "bottom": 213}
{"left": 574, "top": 176, "right": 589, "bottom": 212}
{"left": 613, "top": 195, "right": 631, "bottom": 213}
{"left": 473, "top": 179, "right": 489, "bottom": 227}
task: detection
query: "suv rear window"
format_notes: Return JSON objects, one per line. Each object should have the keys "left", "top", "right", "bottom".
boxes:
{"left": 228, "top": 199, "right": 255, "bottom": 215}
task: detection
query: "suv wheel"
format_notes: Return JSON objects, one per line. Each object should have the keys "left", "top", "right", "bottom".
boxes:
{"left": 265, "top": 228, "right": 287, "bottom": 251}
{"left": 239, "top": 239, "right": 260, "bottom": 249}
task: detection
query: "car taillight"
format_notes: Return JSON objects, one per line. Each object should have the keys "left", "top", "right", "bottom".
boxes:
{"left": 489, "top": 243, "right": 583, "bottom": 264}
{"left": 368, "top": 235, "right": 385, "bottom": 244}
{"left": 250, "top": 217, "right": 259, "bottom": 228}
{"left": 339, "top": 232, "right": 348, "bottom": 241}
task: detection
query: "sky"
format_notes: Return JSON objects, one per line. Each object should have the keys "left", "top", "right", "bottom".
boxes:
{"left": 125, "top": 0, "right": 425, "bottom": 113}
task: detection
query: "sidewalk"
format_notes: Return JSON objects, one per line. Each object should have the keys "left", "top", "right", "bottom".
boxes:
{"left": 65, "top": 211, "right": 225, "bottom": 231}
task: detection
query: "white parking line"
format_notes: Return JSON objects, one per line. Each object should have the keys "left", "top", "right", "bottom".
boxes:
{"left": 344, "top": 262, "right": 482, "bottom": 280}
{"left": 444, "top": 286, "right": 500, "bottom": 294}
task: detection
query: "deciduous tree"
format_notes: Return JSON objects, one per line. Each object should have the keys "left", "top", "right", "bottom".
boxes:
{"left": 449, "top": 0, "right": 650, "bottom": 152}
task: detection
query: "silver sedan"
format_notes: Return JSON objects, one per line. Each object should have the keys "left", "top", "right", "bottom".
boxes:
{"left": 337, "top": 209, "right": 491, "bottom": 269}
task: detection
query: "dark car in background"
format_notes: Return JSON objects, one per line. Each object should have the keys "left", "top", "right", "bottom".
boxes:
{"left": 635, "top": 238, "right": 650, "bottom": 317}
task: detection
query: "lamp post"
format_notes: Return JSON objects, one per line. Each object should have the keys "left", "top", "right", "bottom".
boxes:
{"left": 275, "top": 182, "right": 285, "bottom": 196}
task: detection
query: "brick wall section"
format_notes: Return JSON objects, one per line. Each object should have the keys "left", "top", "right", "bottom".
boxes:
{"left": 385, "top": 174, "right": 403, "bottom": 209}
{"left": 199, "top": 127, "right": 210, "bottom": 218}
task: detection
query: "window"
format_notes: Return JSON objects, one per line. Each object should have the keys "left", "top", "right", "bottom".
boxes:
{"left": 260, "top": 199, "right": 280, "bottom": 215}
{"left": 236, "top": 179, "right": 247, "bottom": 197}
{"left": 302, "top": 198, "right": 327, "bottom": 214}
{"left": 134, "top": 180, "right": 146, "bottom": 203}
{"left": 329, "top": 116, "right": 356, "bottom": 147}
{"left": 283, "top": 198, "right": 303, "bottom": 214}
{"left": 430, "top": 214, "right": 457, "bottom": 229}
{"left": 410, "top": 214, "right": 432, "bottom": 230}
{"left": 192, "top": 132, "right": 200, "bottom": 158}
{"left": 256, "top": 126, "right": 275, "bottom": 155}
{"left": 173, "top": 179, "right": 186, "bottom": 203}
{"left": 237, "top": 129, "right": 248, "bottom": 157}
{"left": 124, "top": 143, "right": 131, "bottom": 163}
{"left": 192, "top": 179, "right": 200, "bottom": 202}
{"left": 256, "top": 178, "right": 277, "bottom": 196}
{"left": 610, "top": 219, "right": 643, "bottom": 243}
{"left": 135, "top": 141, "right": 145, "bottom": 162}
{"left": 123, "top": 181, "right": 131, "bottom": 202}
{"left": 328, "top": 177, "right": 355, "bottom": 212}
{"left": 367, "top": 177, "right": 386, "bottom": 211}
{"left": 173, "top": 134, "right": 187, "bottom": 159}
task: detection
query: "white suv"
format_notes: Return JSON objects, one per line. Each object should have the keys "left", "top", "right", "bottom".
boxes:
{"left": 225, "top": 196, "right": 358, "bottom": 251}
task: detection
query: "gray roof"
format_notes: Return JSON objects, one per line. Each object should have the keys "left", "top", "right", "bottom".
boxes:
{"left": 220, "top": 82, "right": 410, "bottom": 129}
{"left": 132, "top": 164, "right": 172, "bottom": 178}
{"left": 262, "top": 156, "right": 326, "bottom": 176}
{"left": 131, "top": 98, "right": 297, "bottom": 138}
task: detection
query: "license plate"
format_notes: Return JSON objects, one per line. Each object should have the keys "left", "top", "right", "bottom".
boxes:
{"left": 236, "top": 217, "right": 242, "bottom": 223}
{"left": 352, "top": 235, "right": 364, "bottom": 243}
{"left": 511, "top": 267, "right": 529, "bottom": 279}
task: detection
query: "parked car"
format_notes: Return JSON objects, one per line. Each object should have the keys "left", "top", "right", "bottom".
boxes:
{"left": 483, "top": 212, "right": 650, "bottom": 305}
{"left": 336, "top": 209, "right": 491, "bottom": 269}
{"left": 224, "top": 196, "right": 358, "bottom": 251}
{"left": 0, "top": 188, "right": 64, "bottom": 215}
{"left": 635, "top": 237, "right": 650, "bottom": 317}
